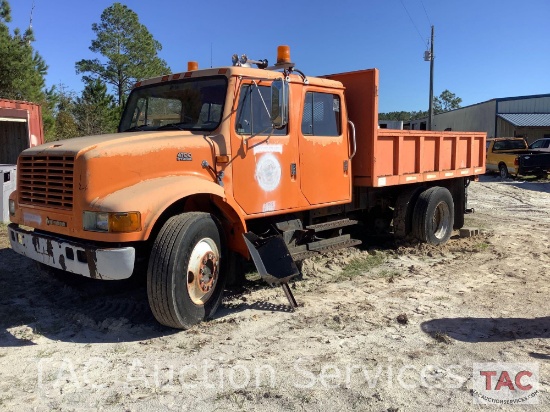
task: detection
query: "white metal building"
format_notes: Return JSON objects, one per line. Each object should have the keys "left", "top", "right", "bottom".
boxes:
{"left": 405, "top": 94, "right": 550, "bottom": 144}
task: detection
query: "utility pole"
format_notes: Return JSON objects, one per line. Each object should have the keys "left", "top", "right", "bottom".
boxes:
{"left": 427, "top": 25, "right": 435, "bottom": 131}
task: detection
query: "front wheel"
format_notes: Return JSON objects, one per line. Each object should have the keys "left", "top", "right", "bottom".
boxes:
{"left": 147, "top": 212, "right": 226, "bottom": 329}
{"left": 412, "top": 187, "right": 454, "bottom": 245}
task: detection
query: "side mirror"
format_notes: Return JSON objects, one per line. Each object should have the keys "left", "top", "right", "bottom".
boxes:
{"left": 271, "top": 78, "right": 289, "bottom": 129}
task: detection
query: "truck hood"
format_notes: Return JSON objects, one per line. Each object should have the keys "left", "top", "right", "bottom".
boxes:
{"left": 21, "top": 131, "right": 193, "bottom": 157}
{"left": 18, "top": 130, "right": 225, "bottom": 205}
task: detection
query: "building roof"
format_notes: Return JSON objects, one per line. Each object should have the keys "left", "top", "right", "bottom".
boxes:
{"left": 497, "top": 113, "right": 550, "bottom": 127}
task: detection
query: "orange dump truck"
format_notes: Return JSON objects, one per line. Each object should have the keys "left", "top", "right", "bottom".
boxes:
{"left": 8, "top": 47, "right": 486, "bottom": 329}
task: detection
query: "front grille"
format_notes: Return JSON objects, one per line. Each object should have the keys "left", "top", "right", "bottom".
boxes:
{"left": 19, "top": 155, "right": 75, "bottom": 209}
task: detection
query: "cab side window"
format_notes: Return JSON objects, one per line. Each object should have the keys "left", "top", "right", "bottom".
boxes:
{"left": 301, "top": 92, "right": 341, "bottom": 136}
{"left": 235, "top": 84, "right": 287, "bottom": 135}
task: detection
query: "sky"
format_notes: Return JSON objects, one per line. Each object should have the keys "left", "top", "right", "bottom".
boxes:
{"left": 7, "top": 0, "right": 550, "bottom": 113}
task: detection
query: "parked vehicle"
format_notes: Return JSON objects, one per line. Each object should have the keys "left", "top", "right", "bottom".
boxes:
{"left": 8, "top": 46, "right": 486, "bottom": 329}
{"left": 528, "top": 138, "right": 550, "bottom": 152}
{"left": 486, "top": 137, "right": 550, "bottom": 178}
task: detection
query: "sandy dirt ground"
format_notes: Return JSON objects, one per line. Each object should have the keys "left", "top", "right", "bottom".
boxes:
{"left": 1, "top": 174, "right": 550, "bottom": 411}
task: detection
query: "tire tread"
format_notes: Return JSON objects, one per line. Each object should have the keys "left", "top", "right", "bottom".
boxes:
{"left": 147, "top": 212, "right": 213, "bottom": 328}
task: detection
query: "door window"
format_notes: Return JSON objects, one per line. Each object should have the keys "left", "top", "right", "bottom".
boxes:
{"left": 301, "top": 92, "right": 341, "bottom": 136}
{"left": 235, "top": 84, "right": 287, "bottom": 136}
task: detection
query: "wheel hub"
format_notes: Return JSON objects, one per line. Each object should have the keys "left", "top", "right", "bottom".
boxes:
{"left": 432, "top": 201, "right": 450, "bottom": 239}
{"left": 186, "top": 239, "right": 220, "bottom": 305}
{"left": 198, "top": 253, "right": 217, "bottom": 293}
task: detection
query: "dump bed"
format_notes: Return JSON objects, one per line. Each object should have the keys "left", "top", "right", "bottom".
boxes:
{"left": 325, "top": 69, "right": 486, "bottom": 188}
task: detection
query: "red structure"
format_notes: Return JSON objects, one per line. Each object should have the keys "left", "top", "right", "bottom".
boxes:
{"left": 0, "top": 99, "right": 44, "bottom": 165}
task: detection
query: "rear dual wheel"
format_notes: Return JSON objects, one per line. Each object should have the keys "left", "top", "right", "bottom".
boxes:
{"left": 393, "top": 187, "right": 424, "bottom": 239}
{"left": 147, "top": 212, "right": 226, "bottom": 329}
{"left": 412, "top": 187, "right": 454, "bottom": 245}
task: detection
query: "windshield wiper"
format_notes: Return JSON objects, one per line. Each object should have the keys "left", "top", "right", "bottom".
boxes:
{"left": 122, "top": 124, "right": 148, "bottom": 132}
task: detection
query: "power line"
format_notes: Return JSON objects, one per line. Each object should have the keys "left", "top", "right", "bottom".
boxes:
{"left": 420, "top": 0, "right": 433, "bottom": 27}
{"left": 399, "top": 0, "right": 429, "bottom": 49}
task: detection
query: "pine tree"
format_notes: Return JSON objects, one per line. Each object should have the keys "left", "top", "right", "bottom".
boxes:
{"left": 73, "top": 79, "right": 118, "bottom": 136}
{"left": 75, "top": 2, "right": 170, "bottom": 106}
{"left": 51, "top": 86, "right": 79, "bottom": 141}
{"left": 0, "top": 0, "right": 47, "bottom": 102}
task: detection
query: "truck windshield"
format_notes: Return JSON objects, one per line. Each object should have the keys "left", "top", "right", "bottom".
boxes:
{"left": 119, "top": 76, "right": 227, "bottom": 132}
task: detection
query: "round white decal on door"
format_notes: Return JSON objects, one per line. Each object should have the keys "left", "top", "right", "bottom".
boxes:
{"left": 255, "top": 153, "right": 282, "bottom": 192}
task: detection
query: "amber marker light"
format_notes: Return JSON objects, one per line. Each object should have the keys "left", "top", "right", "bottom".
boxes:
{"left": 110, "top": 212, "right": 141, "bottom": 233}
{"left": 277, "top": 45, "right": 291, "bottom": 64}
{"left": 83, "top": 211, "right": 141, "bottom": 233}
{"left": 188, "top": 61, "right": 198, "bottom": 71}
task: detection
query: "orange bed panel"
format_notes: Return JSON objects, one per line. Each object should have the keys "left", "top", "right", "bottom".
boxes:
{"left": 324, "top": 69, "right": 486, "bottom": 188}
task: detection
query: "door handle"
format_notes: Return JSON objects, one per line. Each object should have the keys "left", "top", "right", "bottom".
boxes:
{"left": 348, "top": 119, "right": 357, "bottom": 159}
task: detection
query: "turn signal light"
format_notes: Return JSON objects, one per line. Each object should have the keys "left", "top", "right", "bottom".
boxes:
{"left": 277, "top": 45, "right": 291, "bottom": 64}
{"left": 83, "top": 211, "right": 141, "bottom": 233}
{"left": 110, "top": 212, "right": 141, "bottom": 233}
{"left": 187, "top": 61, "right": 198, "bottom": 71}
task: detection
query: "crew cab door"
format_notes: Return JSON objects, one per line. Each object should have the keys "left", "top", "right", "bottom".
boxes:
{"left": 298, "top": 89, "right": 351, "bottom": 205}
{"left": 230, "top": 80, "right": 307, "bottom": 215}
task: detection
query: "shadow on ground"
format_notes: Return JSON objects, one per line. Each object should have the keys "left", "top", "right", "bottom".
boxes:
{"left": 479, "top": 174, "right": 550, "bottom": 194}
{"left": 0, "top": 246, "right": 299, "bottom": 347}
{"left": 421, "top": 316, "right": 550, "bottom": 344}
{"left": 0, "top": 247, "right": 176, "bottom": 346}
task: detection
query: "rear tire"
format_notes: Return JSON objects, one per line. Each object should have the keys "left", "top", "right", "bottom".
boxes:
{"left": 147, "top": 212, "right": 226, "bottom": 329}
{"left": 393, "top": 186, "right": 424, "bottom": 238}
{"left": 412, "top": 187, "right": 454, "bottom": 245}
{"left": 498, "top": 163, "right": 509, "bottom": 179}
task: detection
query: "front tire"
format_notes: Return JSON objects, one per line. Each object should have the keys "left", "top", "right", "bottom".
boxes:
{"left": 147, "top": 212, "right": 226, "bottom": 329}
{"left": 412, "top": 187, "right": 454, "bottom": 245}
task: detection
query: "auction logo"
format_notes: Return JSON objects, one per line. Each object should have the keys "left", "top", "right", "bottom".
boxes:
{"left": 472, "top": 363, "right": 539, "bottom": 405}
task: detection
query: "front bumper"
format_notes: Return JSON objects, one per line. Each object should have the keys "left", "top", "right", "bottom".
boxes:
{"left": 8, "top": 224, "right": 135, "bottom": 280}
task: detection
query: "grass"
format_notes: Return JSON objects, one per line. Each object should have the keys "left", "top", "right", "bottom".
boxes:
{"left": 0, "top": 223, "right": 9, "bottom": 249}
{"left": 432, "top": 331, "right": 453, "bottom": 345}
{"left": 340, "top": 253, "right": 386, "bottom": 279}
{"left": 378, "top": 269, "right": 402, "bottom": 282}
{"left": 474, "top": 242, "right": 490, "bottom": 251}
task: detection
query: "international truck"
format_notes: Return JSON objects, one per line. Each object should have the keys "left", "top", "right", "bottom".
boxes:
{"left": 7, "top": 46, "right": 486, "bottom": 329}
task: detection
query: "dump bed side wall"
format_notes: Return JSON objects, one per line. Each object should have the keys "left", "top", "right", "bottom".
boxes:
{"left": 325, "top": 69, "right": 486, "bottom": 188}
{"left": 370, "top": 129, "right": 486, "bottom": 187}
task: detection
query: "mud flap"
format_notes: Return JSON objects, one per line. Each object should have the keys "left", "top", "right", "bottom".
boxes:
{"left": 242, "top": 232, "right": 300, "bottom": 309}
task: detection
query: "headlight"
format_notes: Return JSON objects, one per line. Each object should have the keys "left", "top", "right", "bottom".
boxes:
{"left": 9, "top": 199, "right": 16, "bottom": 216}
{"left": 83, "top": 211, "right": 141, "bottom": 233}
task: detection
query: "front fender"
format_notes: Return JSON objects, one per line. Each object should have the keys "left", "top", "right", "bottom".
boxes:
{"left": 91, "top": 175, "right": 234, "bottom": 240}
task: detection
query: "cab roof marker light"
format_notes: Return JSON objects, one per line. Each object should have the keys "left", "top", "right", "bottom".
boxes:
{"left": 277, "top": 45, "right": 291, "bottom": 64}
